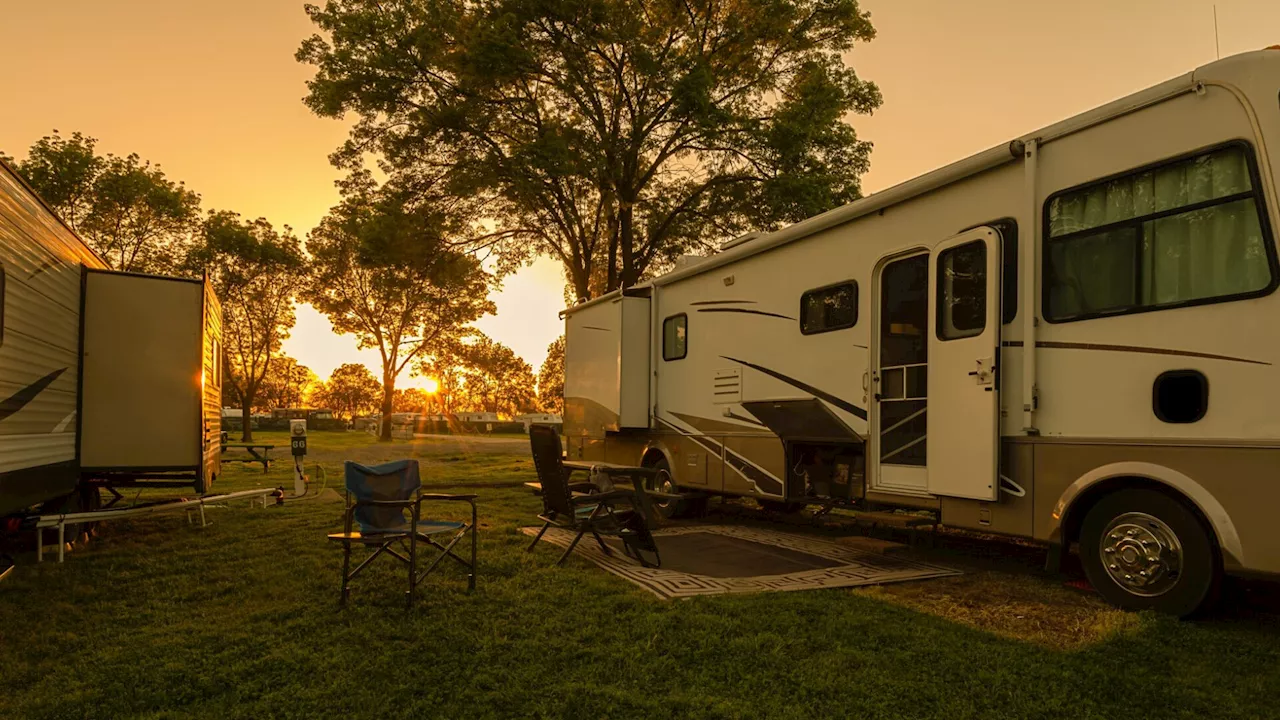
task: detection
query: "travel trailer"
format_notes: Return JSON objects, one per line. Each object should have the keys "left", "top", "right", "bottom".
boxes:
{"left": 562, "top": 49, "right": 1280, "bottom": 615}
{"left": 0, "top": 159, "right": 221, "bottom": 521}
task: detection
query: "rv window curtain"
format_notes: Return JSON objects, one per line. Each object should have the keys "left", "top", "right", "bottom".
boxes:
{"left": 1046, "top": 145, "right": 1272, "bottom": 320}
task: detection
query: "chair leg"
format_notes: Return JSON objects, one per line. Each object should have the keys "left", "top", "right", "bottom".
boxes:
{"left": 526, "top": 521, "right": 551, "bottom": 552}
{"left": 556, "top": 529, "right": 587, "bottom": 566}
{"left": 591, "top": 529, "right": 612, "bottom": 556}
{"left": 340, "top": 541, "right": 352, "bottom": 607}
{"left": 407, "top": 535, "right": 418, "bottom": 611}
{"left": 468, "top": 519, "right": 477, "bottom": 592}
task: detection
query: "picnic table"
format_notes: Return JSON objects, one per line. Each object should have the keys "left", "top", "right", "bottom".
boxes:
{"left": 526, "top": 460, "right": 684, "bottom": 500}
{"left": 220, "top": 442, "right": 276, "bottom": 473}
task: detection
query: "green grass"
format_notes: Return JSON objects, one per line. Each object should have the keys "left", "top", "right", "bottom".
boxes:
{"left": 2, "top": 433, "right": 1279, "bottom": 719}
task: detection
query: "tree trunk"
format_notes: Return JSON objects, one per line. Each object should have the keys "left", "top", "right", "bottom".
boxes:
{"left": 240, "top": 391, "right": 254, "bottom": 442}
{"left": 618, "top": 200, "right": 635, "bottom": 288}
{"left": 379, "top": 371, "right": 396, "bottom": 441}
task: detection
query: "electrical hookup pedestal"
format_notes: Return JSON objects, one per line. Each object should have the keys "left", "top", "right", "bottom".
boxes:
{"left": 290, "top": 419, "right": 308, "bottom": 497}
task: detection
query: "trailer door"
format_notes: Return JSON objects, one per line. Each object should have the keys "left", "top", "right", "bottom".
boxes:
{"left": 926, "top": 228, "right": 1000, "bottom": 500}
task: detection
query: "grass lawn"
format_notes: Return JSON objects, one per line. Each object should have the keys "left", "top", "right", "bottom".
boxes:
{"left": 2, "top": 431, "right": 1279, "bottom": 719}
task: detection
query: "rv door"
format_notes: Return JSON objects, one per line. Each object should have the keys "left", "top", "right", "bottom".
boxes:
{"left": 926, "top": 228, "right": 1001, "bottom": 500}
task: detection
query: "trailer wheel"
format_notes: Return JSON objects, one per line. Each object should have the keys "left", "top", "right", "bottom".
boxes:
{"left": 646, "top": 457, "right": 689, "bottom": 519}
{"left": 1078, "top": 488, "right": 1219, "bottom": 617}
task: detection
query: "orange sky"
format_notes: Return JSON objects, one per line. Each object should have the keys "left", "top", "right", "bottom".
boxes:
{"left": 2, "top": 0, "right": 1278, "bottom": 387}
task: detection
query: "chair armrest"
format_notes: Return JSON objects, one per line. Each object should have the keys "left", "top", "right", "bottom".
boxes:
{"left": 419, "top": 493, "right": 479, "bottom": 502}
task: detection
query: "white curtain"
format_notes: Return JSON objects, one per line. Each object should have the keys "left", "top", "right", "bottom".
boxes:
{"left": 1046, "top": 147, "right": 1269, "bottom": 318}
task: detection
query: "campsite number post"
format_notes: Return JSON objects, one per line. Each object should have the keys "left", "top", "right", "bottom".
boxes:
{"left": 290, "top": 419, "right": 307, "bottom": 496}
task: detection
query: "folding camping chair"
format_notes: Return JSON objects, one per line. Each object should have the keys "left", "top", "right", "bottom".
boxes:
{"left": 525, "top": 425, "right": 660, "bottom": 568}
{"left": 327, "top": 459, "right": 477, "bottom": 608}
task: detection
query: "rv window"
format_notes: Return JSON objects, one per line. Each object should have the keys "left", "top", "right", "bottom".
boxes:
{"left": 937, "top": 241, "right": 986, "bottom": 340}
{"left": 800, "top": 282, "right": 857, "bottom": 334}
{"left": 1044, "top": 144, "right": 1276, "bottom": 322}
{"left": 663, "top": 314, "right": 687, "bottom": 361}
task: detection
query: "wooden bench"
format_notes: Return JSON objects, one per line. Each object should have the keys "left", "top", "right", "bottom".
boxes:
{"left": 220, "top": 443, "right": 275, "bottom": 473}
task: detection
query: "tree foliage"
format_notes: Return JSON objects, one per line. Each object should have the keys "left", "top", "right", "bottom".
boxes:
{"left": 256, "top": 356, "right": 319, "bottom": 412}
{"left": 303, "top": 180, "right": 495, "bottom": 439}
{"left": 189, "top": 211, "right": 305, "bottom": 440}
{"left": 537, "top": 335, "right": 565, "bottom": 414}
{"left": 10, "top": 131, "right": 202, "bottom": 273}
{"left": 417, "top": 331, "right": 537, "bottom": 417}
{"left": 313, "top": 363, "right": 382, "bottom": 419}
{"left": 392, "top": 387, "right": 436, "bottom": 414}
{"left": 299, "top": 0, "right": 881, "bottom": 300}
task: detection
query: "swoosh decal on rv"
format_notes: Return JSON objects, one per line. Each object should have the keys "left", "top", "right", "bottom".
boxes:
{"left": 697, "top": 308, "right": 796, "bottom": 320}
{"left": 0, "top": 367, "right": 67, "bottom": 423}
{"left": 721, "top": 356, "right": 867, "bottom": 420}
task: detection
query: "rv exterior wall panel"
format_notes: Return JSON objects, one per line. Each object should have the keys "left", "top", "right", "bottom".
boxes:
{"left": 0, "top": 161, "right": 106, "bottom": 515}
{"left": 80, "top": 272, "right": 203, "bottom": 469}
{"left": 564, "top": 296, "right": 652, "bottom": 435}
{"left": 199, "top": 284, "right": 222, "bottom": 491}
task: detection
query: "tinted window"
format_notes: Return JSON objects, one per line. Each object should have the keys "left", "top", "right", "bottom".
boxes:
{"left": 937, "top": 241, "right": 986, "bottom": 340}
{"left": 662, "top": 314, "right": 687, "bottom": 361}
{"left": 1044, "top": 144, "right": 1275, "bottom": 322}
{"left": 800, "top": 282, "right": 857, "bottom": 334}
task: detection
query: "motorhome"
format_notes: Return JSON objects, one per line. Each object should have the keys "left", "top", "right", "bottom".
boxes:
{"left": 0, "top": 159, "right": 221, "bottom": 521}
{"left": 562, "top": 49, "right": 1280, "bottom": 615}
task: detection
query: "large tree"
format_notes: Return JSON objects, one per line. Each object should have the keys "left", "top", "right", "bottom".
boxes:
{"left": 313, "top": 363, "right": 382, "bottom": 419}
{"left": 537, "top": 335, "right": 565, "bottom": 415}
{"left": 189, "top": 211, "right": 305, "bottom": 441}
{"left": 299, "top": 0, "right": 881, "bottom": 300}
{"left": 456, "top": 334, "right": 538, "bottom": 417}
{"left": 303, "top": 183, "right": 495, "bottom": 440}
{"left": 9, "top": 131, "right": 202, "bottom": 273}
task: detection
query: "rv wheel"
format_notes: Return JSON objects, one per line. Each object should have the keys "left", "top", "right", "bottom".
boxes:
{"left": 646, "top": 458, "right": 688, "bottom": 519}
{"left": 1079, "top": 489, "right": 1219, "bottom": 618}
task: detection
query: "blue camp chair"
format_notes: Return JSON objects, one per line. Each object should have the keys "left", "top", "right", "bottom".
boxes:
{"left": 327, "top": 459, "right": 477, "bottom": 608}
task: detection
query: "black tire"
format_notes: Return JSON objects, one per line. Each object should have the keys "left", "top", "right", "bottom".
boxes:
{"left": 1079, "top": 488, "right": 1219, "bottom": 617}
{"left": 646, "top": 457, "right": 689, "bottom": 519}
{"left": 758, "top": 499, "right": 807, "bottom": 514}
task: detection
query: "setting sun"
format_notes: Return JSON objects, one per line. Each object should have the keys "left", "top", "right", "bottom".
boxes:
{"left": 422, "top": 377, "right": 440, "bottom": 394}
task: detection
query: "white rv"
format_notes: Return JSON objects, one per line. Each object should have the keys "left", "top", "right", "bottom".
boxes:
{"left": 562, "top": 49, "right": 1280, "bottom": 615}
{"left": 0, "top": 160, "right": 222, "bottom": 522}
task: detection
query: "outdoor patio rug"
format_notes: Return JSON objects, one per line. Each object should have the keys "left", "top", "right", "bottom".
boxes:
{"left": 520, "top": 524, "right": 960, "bottom": 599}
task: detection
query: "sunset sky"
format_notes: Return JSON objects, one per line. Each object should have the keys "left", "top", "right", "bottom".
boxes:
{"left": 2, "top": 0, "right": 1278, "bottom": 388}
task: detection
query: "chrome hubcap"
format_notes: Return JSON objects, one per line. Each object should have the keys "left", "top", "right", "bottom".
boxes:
{"left": 1100, "top": 512, "right": 1182, "bottom": 597}
{"left": 654, "top": 470, "right": 675, "bottom": 509}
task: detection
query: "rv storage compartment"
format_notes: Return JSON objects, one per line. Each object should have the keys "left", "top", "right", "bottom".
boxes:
{"left": 564, "top": 295, "right": 651, "bottom": 433}
{"left": 790, "top": 442, "right": 865, "bottom": 504}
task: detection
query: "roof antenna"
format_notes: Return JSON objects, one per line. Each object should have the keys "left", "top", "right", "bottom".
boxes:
{"left": 1213, "top": 4, "right": 1221, "bottom": 60}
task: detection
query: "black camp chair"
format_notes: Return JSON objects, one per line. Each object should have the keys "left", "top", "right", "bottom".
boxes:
{"left": 327, "top": 459, "right": 477, "bottom": 608}
{"left": 525, "top": 425, "right": 660, "bottom": 568}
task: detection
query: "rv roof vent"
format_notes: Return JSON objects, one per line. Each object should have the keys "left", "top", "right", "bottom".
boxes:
{"left": 719, "top": 231, "right": 761, "bottom": 252}
{"left": 673, "top": 254, "right": 710, "bottom": 270}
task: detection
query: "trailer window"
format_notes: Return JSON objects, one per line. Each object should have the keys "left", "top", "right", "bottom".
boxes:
{"left": 662, "top": 314, "right": 687, "bottom": 361}
{"left": 800, "top": 281, "right": 857, "bottom": 334}
{"left": 1044, "top": 143, "right": 1276, "bottom": 322}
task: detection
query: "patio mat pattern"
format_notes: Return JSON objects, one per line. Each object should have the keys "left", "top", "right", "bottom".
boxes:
{"left": 521, "top": 524, "right": 959, "bottom": 599}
